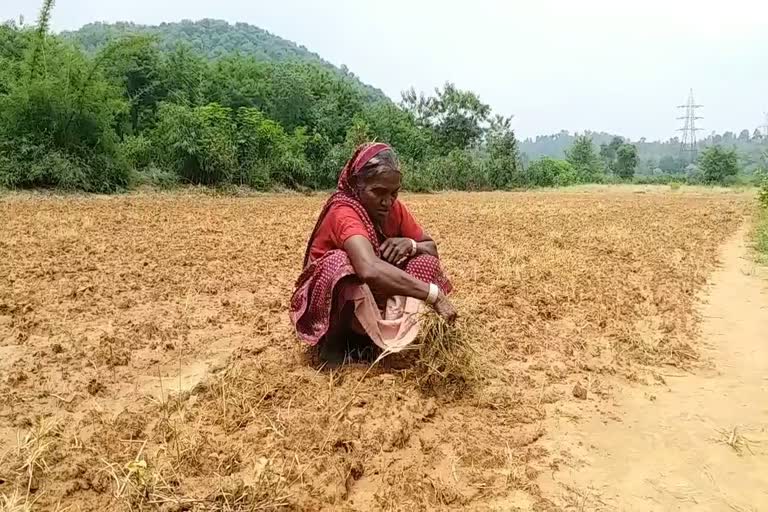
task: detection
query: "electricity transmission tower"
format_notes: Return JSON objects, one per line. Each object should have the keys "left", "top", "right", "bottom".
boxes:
{"left": 676, "top": 89, "right": 703, "bottom": 163}
{"left": 761, "top": 111, "right": 768, "bottom": 138}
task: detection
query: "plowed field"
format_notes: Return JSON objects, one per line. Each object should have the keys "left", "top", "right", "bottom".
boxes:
{"left": 0, "top": 188, "right": 750, "bottom": 511}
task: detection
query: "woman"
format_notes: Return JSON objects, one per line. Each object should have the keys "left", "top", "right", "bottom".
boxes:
{"left": 289, "top": 142, "right": 457, "bottom": 363}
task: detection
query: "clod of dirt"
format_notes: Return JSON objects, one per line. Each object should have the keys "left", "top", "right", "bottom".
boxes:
{"left": 114, "top": 410, "right": 146, "bottom": 439}
{"left": 86, "top": 378, "right": 106, "bottom": 396}
{"left": 572, "top": 383, "right": 588, "bottom": 400}
{"left": 96, "top": 335, "right": 131, "bottom": 367}
{"left": 383, "top": 417, "right": 414, "bottom": 452}
{"left": 7, "top": 369, "right": 27, "bottom": 386}
{"left": 51, "top": 343, "right": 65, "bottom": 354}
{"left": 421, "top": 397, "right": 438, "bottom": 419}
{"left": 349, "top": 460, "right": 364, "bottom": 480}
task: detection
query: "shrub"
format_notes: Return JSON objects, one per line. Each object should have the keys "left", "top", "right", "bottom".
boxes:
{"left": 0, "top": 26, "right": 130, "bottom": 192}
{"left": 634, "top": 173, "right": 687, "bottom": 186}
{"left": 525, "top": 158, "right": 578, "bottom": 187}
{"left": 698, "top": 146, "right": 739, "bottom": 184}
{"left": 120, "top": 134, "right": 154, "bottom": 170}
{"left": 405, "top": 150, "right": 485, "bottom": 192}
{"left": 444, "top": 150, "right": 485, "bottom": 190}
{"left": 758, "top": 171, "right": 768, "bottom": 209}
{"left": 131, "top": 166, "right": 179, "bottom": 189}
{"left": 0, "top": 140, "right": 128, "bottom": 192}
{"left": 235, "top": 108, "right": 310, "bottom": 188}
{"left": 305, "top": 135, "right": 346, "bottom": 189}
{"left": 152, "top": 103, "right": 238, "bottom": 185}
{"left": 403, "top": 159, "right": 440, "bottom": 193}
{"left": 755, "top": 208, "right": 768, "bottom": 261}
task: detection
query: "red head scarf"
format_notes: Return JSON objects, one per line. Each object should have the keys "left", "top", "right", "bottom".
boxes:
{"left": 336, "top": 142, "right": 392, "bottom": 196}
{"left": 301, "top": 142, "right": 394, "bottom": 267}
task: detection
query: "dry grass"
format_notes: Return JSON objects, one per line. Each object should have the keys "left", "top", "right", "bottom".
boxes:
{"left": 715, "top": 426, "right": 759, "bottom": 456}
{"left": 413, "top": 313, "right": 485, "bottom": 396}
{"left": 0, "top": 188, "right": 750, "bottom": 510}
{"left": 0, "top": 418, "right": 62, "bottom": 505}
{"left": 754, "top": 207, "right": 768, "bottom": 263}
{"left": 0, "top": 490, "right": 32, "bottom": 512}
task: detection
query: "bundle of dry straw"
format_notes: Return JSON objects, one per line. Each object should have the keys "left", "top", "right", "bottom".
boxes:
{"left": 413, "top": 312, "right": 483, "bottom": 392}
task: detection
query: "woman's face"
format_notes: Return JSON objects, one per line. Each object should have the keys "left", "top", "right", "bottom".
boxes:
{"left": 355, "top": 169, "right": 401, "bottom": 225}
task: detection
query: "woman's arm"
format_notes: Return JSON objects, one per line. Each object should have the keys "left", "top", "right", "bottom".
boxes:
{"left": 380, "top": 232, "right": 438, "bottom": 264}
{"left": 344, "top": 235, "right": 457, "bottom": 321}
{"left": 345, "top": 235, "right": 430, "bottom": 299}
{"left": 415, "top": 232, "right": 438, "bottom": 258}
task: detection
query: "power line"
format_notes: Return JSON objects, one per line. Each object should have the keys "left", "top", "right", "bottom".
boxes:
{"left": 676, "top": 89, "right": 703, "bottom": 163}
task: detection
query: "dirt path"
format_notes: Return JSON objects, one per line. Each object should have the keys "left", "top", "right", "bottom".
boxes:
{"left": 539, "top": 226, "right": 768, "bottom": 511}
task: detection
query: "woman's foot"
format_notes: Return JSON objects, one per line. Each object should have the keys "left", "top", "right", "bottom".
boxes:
{"left": 318, "top": 337, "right": 347, "bottom": 368}
{"left": 346, "top": 333, "right": 379, "bottom": 363}
{"left": 318, "top": 333, "right": 378, "bottom": 368}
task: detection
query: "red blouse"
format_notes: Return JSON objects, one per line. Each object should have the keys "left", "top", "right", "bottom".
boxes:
{"left": 309, "top": 200, "right": 424, "bottom": 262}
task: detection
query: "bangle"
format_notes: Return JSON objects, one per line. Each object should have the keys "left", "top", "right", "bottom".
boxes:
{"left": 426, "top": 283, "right": 439, "bottom": 305}
{"left": 410, "top": 239, "right": 418, "bottom": 256}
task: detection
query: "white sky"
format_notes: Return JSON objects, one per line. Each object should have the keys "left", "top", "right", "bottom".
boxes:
{"left": 2, "top": 0, "right": 767, "bottom": 141}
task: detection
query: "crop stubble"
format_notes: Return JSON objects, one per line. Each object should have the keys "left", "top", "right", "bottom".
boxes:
{"left": 0, "top": 189, "right": 748, "bottom": 510}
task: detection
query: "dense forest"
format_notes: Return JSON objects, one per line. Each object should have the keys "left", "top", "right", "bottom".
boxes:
{"left": 0, "top": 1, "right": 765, "bottom": 193}
{"left": 61, "top": 19, "right": 387, "bottom": 103}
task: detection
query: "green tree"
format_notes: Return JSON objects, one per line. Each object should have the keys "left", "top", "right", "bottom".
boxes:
{"left": 738, "top": 129, "right": 751, "bottom": 142}
{"left": 402, "top": 82, "right": 491, "bottom": 154}
{"left": 357, "top": 102, "right": 432, "bottom": 162}
{"left": 99, "top": 36, "right": 165, "bottom": 134}
{"left": 0, "top": 22, "right": 28, "bottom": 95}
{"left": 204, "top": 55, "right": 271, "bottom": 111}
{"left": 485, "top": 115, "right": 522, "bottom": 188}
{"left": 658, "top": 155, "right": 686, "bottom": 174}
{"left": 162, "top": 44, "right": 207, "bottom": 106}
{"left": 235, "top": 107, "right": 309, "bottom": 188}
{"left": 599, "top": 136, "right": 624, "bottom": 171}
{"left": 614, "top": 143, "right": 638, "bottom": 179}
{"left": 566, "top": 135, "right": 603, "bottom": 182}
{"left": 698, "top": 145, "right": 739, "bottom": 184}
{"left": 265, "top": 63, "right": 315, "bottom": 132}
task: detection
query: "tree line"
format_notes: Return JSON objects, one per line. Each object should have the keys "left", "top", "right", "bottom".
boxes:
{"left": 524, "top": 129, "right": 767, "bottom": 179}
{"left": 0, "top": 2, "right": 762, "bottom": 193}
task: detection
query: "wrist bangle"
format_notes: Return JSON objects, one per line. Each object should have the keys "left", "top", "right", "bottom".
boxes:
{"left": 410, "top": 239, "right": 418, "bottom": 256}
{"left": 426, "top": 283, "right": 439, "bottom": 305}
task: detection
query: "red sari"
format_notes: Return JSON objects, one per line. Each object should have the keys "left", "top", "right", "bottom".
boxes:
{"left": 289, "top": 143, "right": 452, "bottom": 350}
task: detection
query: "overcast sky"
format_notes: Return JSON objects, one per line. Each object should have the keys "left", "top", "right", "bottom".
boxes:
{"left": 2, "top": 0, "right": 767, "bottom": 141}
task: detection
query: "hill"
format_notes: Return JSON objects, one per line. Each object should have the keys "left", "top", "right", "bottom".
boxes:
{"left": 61, "top": 19, "right": 388, "bottom": 103}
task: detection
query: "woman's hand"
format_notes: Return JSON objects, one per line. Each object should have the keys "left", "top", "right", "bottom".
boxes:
{"left": 432, "top": 293, "right": 458, "bottom": 324}
{"left": 380, "top": 237, "right": 416, "bottom": 266}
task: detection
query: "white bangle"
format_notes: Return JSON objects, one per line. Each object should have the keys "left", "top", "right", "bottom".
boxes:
{"left": 426, "top": 283, "right": 439, "bottom": 305}
{"left": 410, "top": 238, "right": 418, "bottom": 256}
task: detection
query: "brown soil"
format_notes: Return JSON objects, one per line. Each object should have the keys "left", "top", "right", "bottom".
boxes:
{"left": 0, "top": 188, "right": 752, "bottom": 511}
{"left": 538, "top": 225, "right": 768, "bottom": 511}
